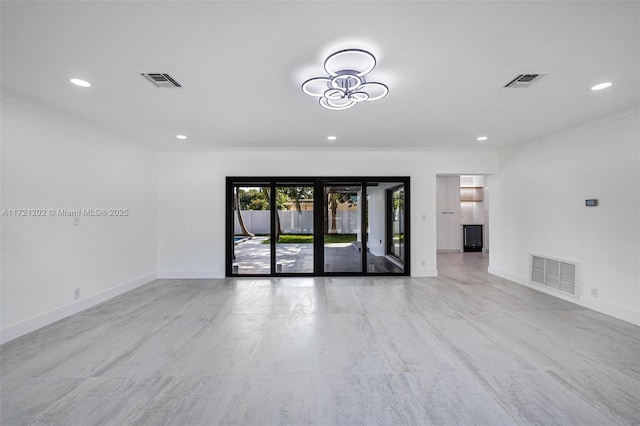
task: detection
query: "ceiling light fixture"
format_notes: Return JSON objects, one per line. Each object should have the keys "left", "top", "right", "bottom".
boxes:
{"left": 327, "top": 136, "right": 337, "bottom": 141}
{"left": 302, "top": 49, "right": 389, "bottom": 110}
{"left": 176, "top": 134, "right": 187, "bottom": 140}
{"left": 476, "top": 136, "right": 488, "bottom": 141}
{"left": 70, "top": 78, "right": 91, "bottom": 88}
{"left": 591, "top": 82, "right": 612, "bottom": 91}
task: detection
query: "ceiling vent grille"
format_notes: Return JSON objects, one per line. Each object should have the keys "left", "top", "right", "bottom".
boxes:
{"left": 141, "top": 73, "right": 182, "bottom": 88}
{"left": 504, "top": 73, "right": 547, "bottom": 88}
{"left": 531, "top": 254, "right": 580, "bottom": 298}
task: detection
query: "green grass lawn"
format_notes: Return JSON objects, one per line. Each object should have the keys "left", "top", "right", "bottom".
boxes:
{"left": 274, "top": 234, "right": 314, "bottom": 244}
{"left": 324, "top": 234, "right": 357, "bottom": 243}
{"left": 262, "top": 234, "right": 357, "bottom": 244}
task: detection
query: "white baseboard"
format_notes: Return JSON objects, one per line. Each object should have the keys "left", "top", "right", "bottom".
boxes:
{"left": 488, "top": 265, "right": 640, "bottom": 326}
{"left": 412, "top": 268, "right": 438, "bottom": 277}
{"left": 1, "top": 272, "right": 157, "bottom": 345}
{"left": 157, "top": 270, "right": 223, "bottom": 279}
{"left": 487, "top": 265, "right": 524, "bottom": 284}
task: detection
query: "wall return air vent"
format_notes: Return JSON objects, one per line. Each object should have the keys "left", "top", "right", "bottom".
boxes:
{"left": 531, "top": 254, "right": 580, "bottom": 298}
{"left": 504, "top": 73, "right": 547, "bottom": 88}
{"left": 141, "top": 73, "right": 182, "bottom": 88}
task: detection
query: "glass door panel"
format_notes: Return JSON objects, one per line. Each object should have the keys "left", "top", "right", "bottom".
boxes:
{"left": 232, "top": 185, "right": 271, "bottom": 274}
{"left": 275, "top": 185, "right": 314, "bottom": 273}
{"left": 389, "top": 185, "right": 405, "bottom": 263}
{"left": 323, "top": 183, "right": 362, "bottom": 273}
{"left": 365, "top": 182, "right": 405, "bottom": 273}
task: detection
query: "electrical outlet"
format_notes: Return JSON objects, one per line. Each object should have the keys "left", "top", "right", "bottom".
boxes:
{"left": 590, "top": 287, "right": 599, "bottom": 298}
{"left": 74, "top": 288, "right": 80, "bottom": 300}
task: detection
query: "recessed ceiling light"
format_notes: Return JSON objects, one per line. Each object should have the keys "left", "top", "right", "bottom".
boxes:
{"left": 70, "top": 78, "right": 91, "bottom": 88}
{"left": 176, "top": 134, "right": 187, "bottom": 140}
{"left": 591, "top": 82, "right": 612, "bottom": 91}
{"left": 327, "top": 136, "right": 337, "bottom": 141}
{"left": 476, "top": 136, "right": 488, "bottom": 141}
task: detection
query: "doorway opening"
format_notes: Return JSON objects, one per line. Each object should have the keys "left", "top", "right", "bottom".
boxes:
{"left": 436, "top": 174, "right": 489, "bottom": 254}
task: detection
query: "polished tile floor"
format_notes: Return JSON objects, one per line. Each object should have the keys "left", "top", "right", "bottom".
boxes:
{"left": 1, "top": 253, "right": 639, "bottom": 425}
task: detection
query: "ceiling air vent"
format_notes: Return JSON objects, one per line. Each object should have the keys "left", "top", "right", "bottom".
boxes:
{"left": 504, "top": 73, "right": 547, "bottom": 88}
{"left": 141, "top": 73, "right": 182, "bottom": 88}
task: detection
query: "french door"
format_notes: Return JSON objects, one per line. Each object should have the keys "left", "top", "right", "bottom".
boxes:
{"left": 226, "top": 177, "right": 409, "bottom": 276}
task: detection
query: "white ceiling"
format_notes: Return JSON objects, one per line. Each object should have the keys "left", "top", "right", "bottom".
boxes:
{"left": 2, "top": 1, "right": 638, "bottom": 151}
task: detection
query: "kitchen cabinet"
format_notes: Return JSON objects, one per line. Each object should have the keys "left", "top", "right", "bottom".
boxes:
{"left": 436, "top": 176, "right": 462, "bottom": 251}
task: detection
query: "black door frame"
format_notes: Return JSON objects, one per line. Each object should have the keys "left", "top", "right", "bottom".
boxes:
{"left": 226, "top": 176, "right": 410, "bottom": 277}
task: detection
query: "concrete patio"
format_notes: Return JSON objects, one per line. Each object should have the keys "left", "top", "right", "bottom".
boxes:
{"left": 233, "top": 237, "right": 403, "bottom": 274}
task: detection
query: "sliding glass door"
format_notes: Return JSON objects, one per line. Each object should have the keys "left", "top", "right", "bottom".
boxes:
{"left": 275, "top": 185, "right": 314, "bottom": 274}
{"left": 231, "top": 184, "right": 271, "bottom": 275}
{"left": 323, "top": 183, "right": 362, "bottom": 273}
{"left": 226, "top": 177, "right": 409, "bottom": 276}
{"left": 365, "top": 182, "right": 406, "bottom": 273}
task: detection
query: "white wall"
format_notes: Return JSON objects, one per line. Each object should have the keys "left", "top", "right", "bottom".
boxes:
{"left": 157, "top": 149, "right": 497, "bottom": 278}
{"left": 489, "top": 113, "right": 640, "bottom": 325}
{"left": 483, "top": 181, "right": 490, "bottom": 252}
{"left": 1, "top": 103, "right": 158, "bottom": 343}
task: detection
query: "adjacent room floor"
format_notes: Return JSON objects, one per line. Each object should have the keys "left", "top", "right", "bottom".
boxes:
{"left": 1, "top": 253, "right": 638, "bottom": 425}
